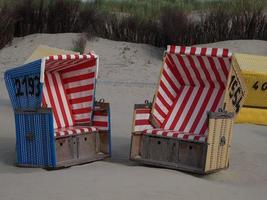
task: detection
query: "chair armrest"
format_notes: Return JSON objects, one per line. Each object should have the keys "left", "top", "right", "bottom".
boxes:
{"left": 207, "top": 111, "right": 234, "bottom": 146}
{"left": 132, "top": 103, "right": 154, "bottom": 134}
{"left": 92, "top": 101, "right": 110, "bottom": 131}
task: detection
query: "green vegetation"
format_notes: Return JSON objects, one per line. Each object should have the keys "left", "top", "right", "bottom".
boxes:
{"left": 0, "top": 0, "right": 266, "bottom": 49}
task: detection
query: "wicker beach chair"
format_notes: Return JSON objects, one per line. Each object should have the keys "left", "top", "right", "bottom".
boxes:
{"left": 130, "top": 46, "right": 247, "bottom": 174}
{"left": 5, "top": 53, "right": 111, "bottom": 168}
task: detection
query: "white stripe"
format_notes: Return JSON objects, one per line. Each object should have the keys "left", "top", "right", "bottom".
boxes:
{"left": 194, "top": 88, "right": 218, "bottom": 134}
{"left": 135, "top": 113, "right": 150, "bottom": 120}
{"left": 74, "top": 113, "right": 91, "bottom": 120}
{"left": 158, "top": 86, "right": 173, "bottom": 106}
{"left": 217, "top": 49, "right": 223, "bottom": 57}
{"left": 55, "top": 72, "right": 73, "bottom": 126}
{"left": 64, "top": 78, "right": 94, "bottom": 89}
{"left": 202, "top": 56, "right": 220, "bottom": 88}
{"left": 183, "top": 56, "right": 200, "bottom": 86}
{"left": 152, "top": 109, "right": 165, "bottom": 123}
{"left": 93, "top": 116, "right": 108, "bottom": 122}
{"left": 40, "top": 58, "right": 46, "bottom": 83}
{"left": 174, "top": 46, "right": 181, "bottom": 54}
{"left": 155, "top": 98, "right": 168, "bottom": 114}
{"left": 164, "top": 87, "right": 190, "bottom": 129}
{"left": 195, "top": 47, "right": 201, "bottom": 55}
{"left": 161, "top": 74, "right": 177, "bottom": 98}
{"left": 173, "top": 87, "right": 199, "bottom": 130}
{"left": 191, "top": 56, "right": 207, "bottom": 85}
{"left": 68, "top": 90, "right": 93, "bottom": 99}
{"left": 185, "top": 47, "right": 191, "bottom": 55}
{"left": 214, "top": 58, "right": 227, "bottom": 82}
{"left": 206, "top": 48, "right": 212, "bottom": 56}
{"left": 144, "top": 129, "right": 153, "bottom": 134}
{"left": 164, "top": 63, "right": 181, "bottom": 90}
{"left": 171, "top": 54, "right": 188, "bottom": 85}
{"left": 42, "top": 82, "right": 58, "bottom": 129}
{"left": 62, "top": 67, "right": 96, "bottom": 79}
{"left": 184, "top": 87, "right": 209, "bottom": 133}
{"left": 72, "top": 102, "right": 92, "bottom": 109}
{"left": 47, "top": 73, "right": 65, "bottom": 127}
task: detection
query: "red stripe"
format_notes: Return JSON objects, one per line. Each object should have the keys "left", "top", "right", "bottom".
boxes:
{"left": 161, "top": 86, "right": 183, "bottom": 128}
{"left": 170, "top": 46, "right": 176, "bottom": 53}
{"left": 66, "top": 84, "right": 94, "bottom": 94}
{"left": 45, "top": 74, "right": 61, "bottom": 128}
{"left": 190, "top": 47, "right": 196, "bottom": 55}
{"left": 136, "top": 109, "right": 150, "bottom": 114}
{"left": 62, "top": 72, "right": 95, "bottom": 84}
{"left": 93, "top": 121, "right": 108, "bottom": 127}
{"left": 69, "top": 96, "right": 93, "bottom": 104}
{"left": 51, "top": 73, "right": 70, "bottom": 127}
{"left": 93, "top": 111, "right": 108, "bottom": 116}
{"left": 60, "top": 59, "right": 96, "bottom": 73}
{"left": 207, "top": 57, "right": 225, "bottom": 88}
{"left": 75, "top": 118, "right": 90, "bottom": 123}
{"left": 187, "top": 56, "right": 205, "bottom": 87}
{"left": 72, "top": 107, "right": 91, "bottom": 115}
{"left": 180, "top": 46, "right": 186, "bottom": 54}
{"left": 159, "top": 81, "right": 175, "bottom": 100}
{"left": 176, "top": 55, "right": 195, "bottom": 85}
{"left": 199, "top": 89, "right": 224, "bottom": 135}
{"left": 154, "top": 103, "right": 167, "bottom": 119}
{"left": 201, "top": 48, "right": 207, "bottom": 56}
{"left": 189, "top": 87, "right": 214, "bottom": 133}
{"left": 218, "top": 58, "right": 230, "bottom": 80}
{"left": 222, "top": 49, "right": 229, "bottom": 57}
{"left": 211, "top": 48, "right": 218, "bottom": 57}
{"left": 162, "top": 69, "right": 180, "bottom": 93}
{"left": 166, "top": 55, "right": 185, "bottom": 85}
{"left": 197, "top": 56, "right": 215, "bottom": 87}
{"left": 179, "top": 87, "right": 204, "bottom": 132}
{"left": 169, "top": 87, "right": 194, "bottom": 130}
{"left": 157, "top": 92, "right": 171, "bottom": 110}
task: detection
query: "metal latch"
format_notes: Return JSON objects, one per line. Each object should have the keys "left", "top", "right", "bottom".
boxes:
{"left": 220, "top": 136, "right": 226, "bottom": 146}
{"left": 25, "top": 133, "right": 34, "bottom": 141}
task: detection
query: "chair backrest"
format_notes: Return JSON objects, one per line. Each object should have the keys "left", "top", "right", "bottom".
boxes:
{"left": 151, "top": 46, "right": 232, "bottom": 135}
{"left": 42, "top": 54, "right": 97, "bottom": 128}
{"left": 42, "top": 71, "right": 74, "bottom": 129}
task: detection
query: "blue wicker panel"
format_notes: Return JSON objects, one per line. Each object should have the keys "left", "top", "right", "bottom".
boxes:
{"left": 5, "top": 59, "right": 43, "bottom": 110}
{"left": 15, "top": 110, "right": 56, "bottom": 168}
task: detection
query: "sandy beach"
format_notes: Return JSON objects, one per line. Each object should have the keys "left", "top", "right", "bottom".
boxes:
{"left": 0, "top": 33, "right": 267, "bottom": 200}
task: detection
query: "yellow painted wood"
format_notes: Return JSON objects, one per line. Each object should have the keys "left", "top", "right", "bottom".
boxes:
{"left": 236, "top": 107, "right": 267, "bottom": 125}
{"left": 26, "top": 45, "right": 78, "bottom": 63}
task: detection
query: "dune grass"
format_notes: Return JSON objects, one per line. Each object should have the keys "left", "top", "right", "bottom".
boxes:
{"left": 0, "top": 0, "right": 266, "bottom": 49}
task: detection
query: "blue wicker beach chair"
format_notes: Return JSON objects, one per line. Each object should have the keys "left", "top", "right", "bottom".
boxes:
{"left": 5, "top": 53, "right": 111, "bottom": 169}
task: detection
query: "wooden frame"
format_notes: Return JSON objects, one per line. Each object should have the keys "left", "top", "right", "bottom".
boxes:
{"left": 14, "top": 102, "right": 111, "bottom": 169}
{"left": 130, "top": 104, "right": 234, "bottom": 174}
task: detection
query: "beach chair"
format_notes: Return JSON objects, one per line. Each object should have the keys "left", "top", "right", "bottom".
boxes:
{"left": 5, "top": 53, "right": 111, "bottom": 168}
{"left": 130, "top": 46, "right": 247, "bottom": 174}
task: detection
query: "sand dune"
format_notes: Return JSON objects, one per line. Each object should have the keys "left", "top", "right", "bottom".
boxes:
{"left": 0, "top": 33, "right": 267, "bottom": 200}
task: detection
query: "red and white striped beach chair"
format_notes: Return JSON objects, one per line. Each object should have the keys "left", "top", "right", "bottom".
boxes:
{"left": 130, "top": 46, "right": 247, "bottom": 174}
{"left": 5, "top": 53, "right": 111, "bottom": 168}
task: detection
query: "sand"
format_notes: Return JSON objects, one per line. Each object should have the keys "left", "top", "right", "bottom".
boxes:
{"left": 0, "top": 33, "right": 267, "bottom": 200}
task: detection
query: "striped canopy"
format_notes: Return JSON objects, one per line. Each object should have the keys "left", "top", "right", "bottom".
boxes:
{"left": 151, "top": 46, "right": 232, "bottom": 136}
{"left": 41, "top": 54, "right": 98, "bottom": 128}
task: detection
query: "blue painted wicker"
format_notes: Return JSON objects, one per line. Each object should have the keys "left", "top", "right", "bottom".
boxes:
{"left": 4, "top": 59, "right": 43, "bottom": 110}
{"left": 15, "top": 109, "right": 56, "bottom": 168}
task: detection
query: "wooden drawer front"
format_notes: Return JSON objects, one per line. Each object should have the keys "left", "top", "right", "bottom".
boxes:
{"left": 56, "top": 137, "right": 77, "bottom": 163}
{"left": 178, "top": 141, "right": 206, "bottom": 169}
{"left": 140, "top": 136, "right": 179, "bottom": 163}
{"left": 77, "top": 133, "right": 98, "bottom": 160}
